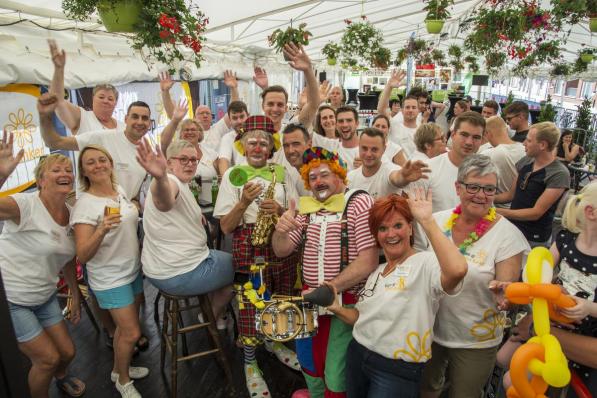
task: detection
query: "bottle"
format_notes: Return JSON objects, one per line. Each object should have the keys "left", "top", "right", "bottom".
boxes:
{"left": 211, "top": 176, "right": 219, "bottom": 205}
{"left": 189, "top": 177, "right": 201, "bottom": 203}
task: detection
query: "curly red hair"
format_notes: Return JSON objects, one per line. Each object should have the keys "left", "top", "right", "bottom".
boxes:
{"left": 368, "top": 194, "right": 414, "bottom": 247}
{"left": 300, "top": 159, "right": 347, "bottom": 190}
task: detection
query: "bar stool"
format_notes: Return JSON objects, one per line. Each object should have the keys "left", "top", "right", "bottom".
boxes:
{"left": 158, "top": 291, "right": 234, "bottom": 398}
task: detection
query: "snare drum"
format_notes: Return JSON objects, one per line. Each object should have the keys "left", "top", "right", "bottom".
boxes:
{"left": 255, "top": 300, "right": 318, "bottom": 342}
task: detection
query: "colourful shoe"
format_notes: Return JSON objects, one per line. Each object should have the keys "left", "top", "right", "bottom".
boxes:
{"left": 245, "top": 361, "right": 271, "bottom": 397}
{"left": 110, "top": 366, "right": 149, "bottom": 382}
{"left": 291, "top": 389, "right": 311, "bottom": 398}
{"left": 265, "top": 341, "right": 301, "bottom": 371}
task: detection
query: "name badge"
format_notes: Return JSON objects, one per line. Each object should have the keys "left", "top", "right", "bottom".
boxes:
{"left": 116, "top": 162, "right": 129, "bottom": 171}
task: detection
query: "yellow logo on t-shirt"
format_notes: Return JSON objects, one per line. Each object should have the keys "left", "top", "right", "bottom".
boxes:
{"left": 469, "top": 308, "right": 506, "bottom": 342}
{"left": 393, "top": 330, "right": 431, "bottom": 362}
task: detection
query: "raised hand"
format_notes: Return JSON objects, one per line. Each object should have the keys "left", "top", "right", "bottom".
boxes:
{"left": 37, "top": 92, "right": 59, "bottom": 116}
{"left": 407, "top": 186, "right": 433, "bottom": 224}
{"left": 275, "top": 198, "right": 302, "bottom": 234}
{"left": 171, "top": 98, "right": 189, "bottom": 122}
{"left": 136, "top": 139, "right": 168, "bottom": 179}
{"left": 298, "top": 87, "right": 308, "bottom": 109}
{"left": 388, "top": 69, "right": 407, "bottom": 88}
{"left": 283, "top": 43, "right": 312, "bottom": 72}
{"left": 401, "top": 160, "right": 430, "bottom": 183}
{"left": 159, "top": 71, "right": 174, "bottom": 92}
{"left": 253, "top": 66, "right": 269, "bottom": 89}
{"left": 319, "top": 80, "right": 331, "bottom": 103}
{"left": 223, "top": 70, "right": 238, "bottom": 89}
{"left": 240, "top": 181, "right": 263, "bottom": 206}
{"left": 0, "top": 130, "right": 24, "bottom": 182}
{"left": 48, "top": 39, "right": 66, "bottom": 69}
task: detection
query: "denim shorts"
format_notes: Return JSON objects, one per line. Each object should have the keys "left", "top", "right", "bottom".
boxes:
{"left": 8, "top": 295, "right": 64, "bottom": 343}
{"left": 94, "top": 273, "right": 144, "bottom": 310}
{"left": 147, "top": 250, "right": 234, "bottom": 296}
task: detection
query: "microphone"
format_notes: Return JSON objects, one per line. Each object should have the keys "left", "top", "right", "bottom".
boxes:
{"left": 303, "top": 285, "right": 335, "bottom": 307}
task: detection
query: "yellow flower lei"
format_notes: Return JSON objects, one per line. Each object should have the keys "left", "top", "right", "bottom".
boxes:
{"left": 444, "top": 205, "right": 497, "bottom": 254}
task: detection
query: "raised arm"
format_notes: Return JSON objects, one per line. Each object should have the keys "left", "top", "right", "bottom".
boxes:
{"left": 389, "top": 160, "right": 430, "bottom": 188}
{"left": 252, "top": 67, "right": 269, "bottom": 91}
{"left": 0, "top": 130, "right": 24, "bottom": 189}
{"left": 159, "top": 99, "right": 188, "bottom": 153}
{"left": 328, "top": 246, "right": 379, "bottom": 292}
{"left": 377, "top": 70, "right": 406, "bottom": 118}
{"left": 496, "top": 188, "right": 566, "bottom": 221}
{"left": 48, "top": 39, "right": 82, "bottom": 134}
{"left": 283, "top": 44, "right": 319, "bottom": 129}
{"left": 408, "top": 187, "right": 468, "bottom": 293}
{"left": 37, "top": 93, "right": 79, "bottom": 151}
{"left": 136, "top": 139, "right": 178, "bottom": 212}
{"left": 159, "top": 72, "right": 175, "bottom": 120}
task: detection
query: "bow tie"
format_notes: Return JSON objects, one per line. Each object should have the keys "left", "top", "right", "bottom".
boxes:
{"left": 229, "top": 164, "right": 285, "bottom": 186}
{"left": 299, "top": 193, "right": 345, "bottom": 214}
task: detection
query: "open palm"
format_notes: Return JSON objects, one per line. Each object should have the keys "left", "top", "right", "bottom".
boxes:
{"left": 0, "top": 130, "right": 24, "bottom": 181}
{"left": 136, "top": 139, "right": 167, "bottom": 179}
{"left": 388, "top": 70, "right": 406, "bottom": 88}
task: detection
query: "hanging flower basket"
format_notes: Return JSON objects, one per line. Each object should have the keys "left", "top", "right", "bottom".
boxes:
{"left": 425, "top": 20, "right": 445, "bottom": 34}
{"left": 268, "top": 22, "right": 312, "bottom": 57}
{"left": 581, "top": 53, "right": 594, "bottom": 63}
{"left": 327, "top": 58, "right": 337, "bottom": 66}
{"left": 97, "top": 0, "right": 142, "bottom": 32}
{"left": 322, "top": 42, "right": 341, "bottom": 66}
{"left": 591, "top": 17, "right": 597, "bottom": 32}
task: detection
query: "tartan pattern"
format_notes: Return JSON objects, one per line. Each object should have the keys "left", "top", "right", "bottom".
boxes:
{"left": 233, "top": 224, "right": 299, "bottom": 339}
{"left": 239, "top": 115, "right": 276, "bottom": 134}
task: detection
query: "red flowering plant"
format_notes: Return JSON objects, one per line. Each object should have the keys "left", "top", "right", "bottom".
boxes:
{"left": 62, "top": 0, "right": 208, "bottom": 73}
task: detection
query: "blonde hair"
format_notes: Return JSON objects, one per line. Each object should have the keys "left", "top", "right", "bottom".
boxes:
{"left": 166, "top": 140, "right": 195, "bottom": 159}
{"left": 78, "top": 145, "right": 117, "bottom": 191}
{"left": 562, "top": 182, "right": 597, "bottom": 233}
{"left": 34, "top": 153, "right": 72, "bottom": 190}
{"left": 414, "top": 123, "right": 442, "bottom": 152}
{"left": 177, "top": 119, "right": 203, "bottom": 140}
{"left": 485, "top": 116, "right": 508, "bottom": 136}
{"left": 530, "top": 122, "right": 560, "bottom": 151}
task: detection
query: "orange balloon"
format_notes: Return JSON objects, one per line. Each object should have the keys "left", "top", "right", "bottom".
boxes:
{"left": 508, "top": 343, "right": 548, "bottom": 398}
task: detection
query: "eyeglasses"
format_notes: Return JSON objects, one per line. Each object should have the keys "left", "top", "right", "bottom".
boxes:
{"left": 519, "top": 172, "right": 532, "bottom": 191}
{"left": 458, "top": 181, "right": 497, "bottom": 195}
{"left": 434, "top": 135, "right": 446, "bottom": 142}
{"left": 356, "top": 272, "right": 381, "bottom": 302}
{"left": 170, "top": 156, "right": 199, "bottom": 166}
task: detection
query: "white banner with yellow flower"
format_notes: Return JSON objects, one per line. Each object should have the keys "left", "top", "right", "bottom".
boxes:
{"left": 0, "top": 84, "right": 49, "bottom": 196}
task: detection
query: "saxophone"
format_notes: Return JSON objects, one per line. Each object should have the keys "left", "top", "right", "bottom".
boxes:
{"left": 251, "top": 165, "right": 278, "bottom": 247}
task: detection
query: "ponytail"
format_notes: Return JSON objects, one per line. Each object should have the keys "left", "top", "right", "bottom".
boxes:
{"left": 561, "top": 182, "right": 597, "bottom": 233}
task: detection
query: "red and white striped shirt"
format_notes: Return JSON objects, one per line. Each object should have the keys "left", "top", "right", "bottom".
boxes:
{"left": 288, "top": 193, "right": 376, "bottom": 290}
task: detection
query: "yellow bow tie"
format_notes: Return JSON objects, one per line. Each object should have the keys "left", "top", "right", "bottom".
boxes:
{"left": 299, "top": 193, "right": 345, "bottom": 214}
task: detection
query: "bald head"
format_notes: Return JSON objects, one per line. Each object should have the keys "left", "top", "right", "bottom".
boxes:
{"left": 195, "top": 105, "right": 213, "bottom": 131}
{"left": 485, "top": 116, "right": 509, "bottom": 146}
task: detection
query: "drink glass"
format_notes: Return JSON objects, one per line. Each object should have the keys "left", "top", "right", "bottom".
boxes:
{"left": 104, "top": 197, "right": 121, "bottom": 216}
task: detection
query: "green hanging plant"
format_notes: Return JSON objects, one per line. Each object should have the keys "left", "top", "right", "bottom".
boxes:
{"left": 268, "top": 22, "right": 312, "bottom": 54}
{"left": 485, "top": 52, "right": 506, "bottom": 75}
{"left": 431, "top": 48, "right": 447, "bottom": 66}
{"left": 371, "top": 46, "right": 392, "bottom": 69}
{"left": 464, "top": 55, "right": 479, "bottom": 72}
{"left": 550, "top": 62, "right": 570, "bottom": 77}
{"left": 395, "top": 48, "right": 408, "bottom": 65}
{"left": 419, "top": 52, "right": 433, "bottom": 65}
{"left": 423, "top": 0, "right": 454, "bottom": 20}
{"left": 340, "top": 16, "right": 383, "bottom": 67}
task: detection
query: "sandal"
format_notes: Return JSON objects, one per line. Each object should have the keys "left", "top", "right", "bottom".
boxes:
{"left": 55, "top": 375, "right": 86, "bottom": 397}
{"left": 136, "top": 335, "right": 149, "bottom": 351}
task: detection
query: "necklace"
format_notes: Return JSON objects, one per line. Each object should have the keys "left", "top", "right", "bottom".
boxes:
{"left": 444, "top": 205, "right": 497, "bottom": 254}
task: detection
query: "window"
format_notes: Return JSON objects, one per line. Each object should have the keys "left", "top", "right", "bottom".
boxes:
{"left": 565, "top": 79, "right": 579, "bottom": 97}
{"left": 581, "top": 81, "right": 594, "bottom": 99}
{"left": 554, "top": 80, "right": 564, "bottom": 95}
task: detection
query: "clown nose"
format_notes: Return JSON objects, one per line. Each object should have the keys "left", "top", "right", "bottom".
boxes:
{"left": 303, "top": 286, "right": 335, "bottom": 307}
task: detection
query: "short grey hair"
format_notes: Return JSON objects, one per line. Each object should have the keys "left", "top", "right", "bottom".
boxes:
{"left": 457, "top": 154, "right": 499, "bottom": 183}
{"left": 166, "top": 140, "right": 195, "bottom": 159}
{"left": 240, "top": 130, "right": 273, "bottom": 149}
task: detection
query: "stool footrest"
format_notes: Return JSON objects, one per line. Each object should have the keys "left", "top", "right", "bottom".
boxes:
{"left": 177, "top": 323, "right": 208, "bottom": 334}
{"left": 177, "top": 348, "right": 219, "bottom": 362}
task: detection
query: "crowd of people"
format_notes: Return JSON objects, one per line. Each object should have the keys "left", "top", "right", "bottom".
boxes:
{"left": 0, "top": 39, "right": 595, "bottom": 398}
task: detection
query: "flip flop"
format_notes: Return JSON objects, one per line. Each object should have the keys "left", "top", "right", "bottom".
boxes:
{"left": 55, "top": 375, "right": 86, "bottom": 397}
{"left": 136, "top": 335, "right": 149, "bottom": 351}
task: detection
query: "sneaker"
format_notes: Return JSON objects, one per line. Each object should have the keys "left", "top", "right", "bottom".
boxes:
{"left": 115, "top": 379, "right": 141, "bottom": 398}
{"left": 265, "top": 341, "right": 301, "bottom": 371}
{"left": 244, "top": 361, "right": 270, "bottom": 397}
{"left": 111, "top": 367, "right": 150, "bottom": 383}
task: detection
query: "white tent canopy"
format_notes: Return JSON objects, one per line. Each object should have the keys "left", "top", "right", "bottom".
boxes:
{"left": 0, "top": 0, "right": 595, "bottom": 87}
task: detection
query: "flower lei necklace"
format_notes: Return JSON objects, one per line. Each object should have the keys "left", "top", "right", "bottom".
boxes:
{"left": 444, "top": 205, "right": 497, "bottom": 254}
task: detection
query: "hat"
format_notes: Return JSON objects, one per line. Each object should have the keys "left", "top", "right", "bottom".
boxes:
{"left": 234, "top": 115, "right": 281, "bottom": 158}
{"left": 299, "top": 146, "right": 347, "bottom": 188}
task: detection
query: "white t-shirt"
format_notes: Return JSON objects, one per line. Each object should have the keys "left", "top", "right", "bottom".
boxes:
{"left": 338, "top": 145, "right": 359, "bottom": 171}
{"left": 142, "top": 174, "right": 210, "bottom": 279}
{"left": 76, "top": 130, "right": 147, "bottom": 200}
{"left": 78, "top": 108, "right": 125, "bottom": 135}
{"left": 389, "top": 123, "right": 418, "bottom": 159}
{"left": 195, "top": 144, "right": 219, "bottom": 204}
{"left": 482, "top": 143, "right": 526, "bottom": 208}
{"left": 0, "top": 193, "right": 75, "bottom": 306}
{"left": 311, "top": 133, "right": 358, "bottom": 171}
{"left": 311, "top": 133, "right": 340, "bottom": 152}
{"left": 272, "top": 150, "right": 311, "bottom": 199}
{"left": 214, "top": 165, "right": 297, "bottom": 225}
{"left": 382, "top": 141, "right": 403, "bottom": 164}
{"left": 70, "top": 186, "right": 140, "bottom": 291}
{"left": 218, "top": 130, "right": 246, "bottom": 166}
{"left": 410, "top": 151, "right": 430, "bottom": 162}
{"left": 202, "top": 118, "right": 231, "bottom": 151}
{"left": 347, "top": 163, "right": 401, "bottom": 198}
{"left": 391, "top": 112, "right": 422, "bottom": 127}
{"left": 426, "top": 153, "right": 459, "bottom": 213}
{"left": 478, "top": 142, "right": 493, "bottom": 153}
{"left": 353, "top": 253, "right": 450, "bottom": 361}
{"left": 431, "top": 210, "right": 529, "bottom": 348}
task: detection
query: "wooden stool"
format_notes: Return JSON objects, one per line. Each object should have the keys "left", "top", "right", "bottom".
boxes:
{"left": 157, "top": 291, "right": 233, "bottom": 398}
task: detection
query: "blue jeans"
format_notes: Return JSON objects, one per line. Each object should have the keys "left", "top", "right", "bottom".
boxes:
{"left": 346, "top": 339, "right": 425, "bottom": 398}
{"left": 147, "top": 250, "right": 233, "bottom": 296}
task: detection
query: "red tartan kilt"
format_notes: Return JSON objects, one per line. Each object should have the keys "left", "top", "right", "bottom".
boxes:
{"left": 232, "top": 224, "right": 300, "bottom": 338}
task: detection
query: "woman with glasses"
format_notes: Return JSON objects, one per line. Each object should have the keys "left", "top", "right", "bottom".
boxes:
{"left": 372, "top": 114, "right": 407, "bottom": 166}
{"left": 70, "top": 145, "right": 147, "bottom": 397}
{"left": 420, "top": 154, "right": 529, "bottom": 398}
{"left": 136, "top": 139, "right": 234, "bottom": 328}
{"left": 48, "top": 40, "right": 123, "bottom": 135}
{"left": 0, "top": 149, "right": 85, "bottom": 397}
{"left": 324, "top": 189, "right": 468, "bottom": 398}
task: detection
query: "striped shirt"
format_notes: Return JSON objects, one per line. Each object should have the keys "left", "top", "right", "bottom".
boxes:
{"left": 288, "top": 193, "right": 376, "bottom": 291}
